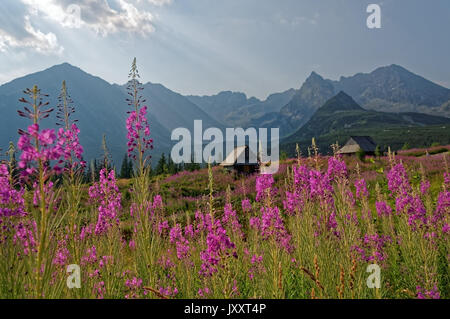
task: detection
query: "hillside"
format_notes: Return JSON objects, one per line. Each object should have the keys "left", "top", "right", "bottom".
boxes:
{"left": 281, "top": 92, "right": 450, "bottom": 155}
{"left": 285, "top": 91, "right": 450, "bottom": 143}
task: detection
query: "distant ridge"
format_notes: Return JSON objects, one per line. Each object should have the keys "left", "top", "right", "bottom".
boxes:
{"left": 285, "top": 91, "right": 450, "bottom": 143}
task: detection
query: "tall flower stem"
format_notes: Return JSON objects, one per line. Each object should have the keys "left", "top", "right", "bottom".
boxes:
{"left": 29, "top": 85, "right": 47, "bottom": 298}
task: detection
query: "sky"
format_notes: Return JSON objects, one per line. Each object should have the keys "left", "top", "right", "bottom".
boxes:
{"left": 0, "top": 0, "right": 449, "bottom": 100}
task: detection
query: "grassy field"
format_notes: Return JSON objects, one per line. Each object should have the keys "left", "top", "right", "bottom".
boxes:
{"left": 282, "top": 125, "right": 450, "bottom": 157}
{"left": 1, "top": 145, "right": 448, "bottom": 299}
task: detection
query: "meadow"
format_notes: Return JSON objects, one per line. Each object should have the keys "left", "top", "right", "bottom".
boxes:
{"left": 0, "top": 61, "right": 448, "bottom": 299}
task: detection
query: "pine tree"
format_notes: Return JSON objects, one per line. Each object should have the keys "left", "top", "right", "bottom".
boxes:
{"left": 120, "top": 153, "right": 130, "bottom": 178}
{"left": 128, "top": 158, "right": 134, "bottom": 177}
{"left": 90, "top": 159, "right": 96, "bottom": 182}
{"left": 85, "top": 160, "right": 92, "bottom": 183}
{"left": 155, "top": 153, "right": 168, "bottom": 176}
{"left": 7, "top": 141, "right": 18, "bottom": 185}
{"left": 101, "top": 134, "right": 113, "bottom": 170}
{"left": 167, "top": 156, "right": 178, "bottom": 175}
{"left": 375, "top": 145, "right": 382, "bottom": 157}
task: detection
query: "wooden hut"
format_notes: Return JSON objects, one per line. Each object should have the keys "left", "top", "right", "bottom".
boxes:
{"left": 220, "top": 145, "right": 259, "bottom": 174}
{"left": 337, "top": 136, "right": 377, "bottom": 156}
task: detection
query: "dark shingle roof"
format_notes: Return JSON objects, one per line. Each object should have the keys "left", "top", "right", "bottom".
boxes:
{"left": 337, "top": 136, "right": 377, "bottom": 154}
{"left": 350, "top": 136, "right": 377, "bottom": 151}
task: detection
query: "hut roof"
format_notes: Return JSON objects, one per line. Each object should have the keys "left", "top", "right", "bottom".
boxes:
{"left": 337, "top": 136, "right": 377, "bottom": 154}
{"left": 220, "top": 145, "right": 258, "bottom": 166}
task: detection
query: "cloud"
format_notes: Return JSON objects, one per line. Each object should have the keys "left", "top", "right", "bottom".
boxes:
{"left": 21, "top": 0, "right": 163, "bottom": 36}
{"left": 0, "top": 0, "right": 172, "bottom": 55}
{"left": 145, "top": 0, "right": 172, "bottom": 6}
{"left": 0, "top": 15, "right": 63, "bottom": 55}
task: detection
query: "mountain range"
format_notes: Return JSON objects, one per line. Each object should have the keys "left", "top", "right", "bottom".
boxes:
{"left": 0, "top": 63, "right": 449, "bottom": 165}
{"left": 0, "top": 63, "right": 221, "bottom": 166}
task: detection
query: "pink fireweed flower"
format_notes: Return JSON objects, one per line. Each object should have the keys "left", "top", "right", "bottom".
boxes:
{"left": 256, "top": 206, "right": 293, "bottom": 252}
{"left": 13, "top": 220, "right": 37, "bottom": 256}
{"left": 99, "top": 256, "right": 113, "bottom": 268}
{"left": 159, "top": 286, "right": 179, "bottom": 298}
{"left": 53, "top": 240, "right": 70, "bottom": 267}
{"left": 89, "top": 269, "right": 100, "bottom": 279}
{"left": 248, "top": 254, "right": 265, "bottom": 280}
{"left": 395, "top": 193, "right": 413, "bottom": 214}
{"left": 283, "top": 164, "right": 321, "bottom": 215}
{"left": 222, "top": 203, "right": 243, "bottom": 238}
{"left": 249, "top": 216, "right": 261, "bottom": 230}
{"left": 169, "top": 224, "right": 183, "bottom": 243}
{"left": 255, "top": 174, "right": 274, "bottom": 202}
{"left": 395, "top": 194, "right": 428, "bottom": 230}
{"left": 153, "top": 194, "right": 163, "bottom": 207}
{"left": 283, "top": 190, "right": 303, "bottom": 216}
{"left": 442, "top": 223, "right": 449, "bottom": 234}
{"left": 169, "top": 224, "right": 191, "bottom": 260}
{"left": 231, "top": 279, "right": 240, "bottom": 296}
{"left": 81, "top": 245, "right": 97, "bottom": 266}
{"left": 344, "top": 189, "right": 356, "bottom": 208}
{"left": 327, "top": 211, "right": 340, "bottom": 237}
{"left": 420, "top": 180, "right": 430, "bottom": 195}
{"left": 351, "top": 233, "right": 392, "bottom": 263}
{"left": 241, "top": 198, "right": 252, "bottom": 213}
{"left": 126, "top": 106, "right": 153, "bottom": 160}
{"left": 56, "top": 124, "right": 85, "bottom": 170}
{"left": 444, "top": 172, "right": 450, "bottom": 189}
{"left": 355, "top": 178, "right": 369, "bottom": 199}
{"left": 416, "top": 285, "right": 440, "bottom": 299}
{"left": 327, "top": 156, "right": 347, "bottom": 181}
{"left": 386, "top": 163, "right": 411, "bottom": 195}
{"left": 88, "top": 169, "right": 121, "bottom": 235}
{"left": 184, "top": 224, "right": 194, "bottom": 238}
{"left": 199, "top": 219, "right": 236, "bottom": 277}
{"left": 375, "top": 201, "right": 392, "bottom": 217}
{"left": 175, "top": 240, "right": 190, "bottom": 260}
{"left": 32, "top": 181, "right": 57, "bottom": 210}
{"left": 194, "top": 211, "right": 214, "bottom": 235}
{"left": 309, "top": 169, "right": 334, "bottom": 206}
{"left": 158, "top": 252, "right": 175, "bottom": 270}
{"left": 198, "top": 287, "right": 210, "bottom": 297}
{"left": 408, "top": 196, "right": 427, "bottom": 230}
{"left": 125, "top": 277, "right": 143, "bottom": 299}
{"left": 158, "top": 220, "right": 169, "bottom": 235}
{"left": 18, "top": 124, "right": 65, "bottom": 177}
{"left": 293, "top": 165, "right": 310, "bottom": 187}
{"left": 79, "top": 224, "right": 94, "bottom": 241}
{"left": 0, "top": 164, "right": 27, "bottom": 218}
{"left": 93, "top": 281, "right": 105, "bottom": 299}
{"left": 433, "top": 190, "right": 449, "bottom": 225}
